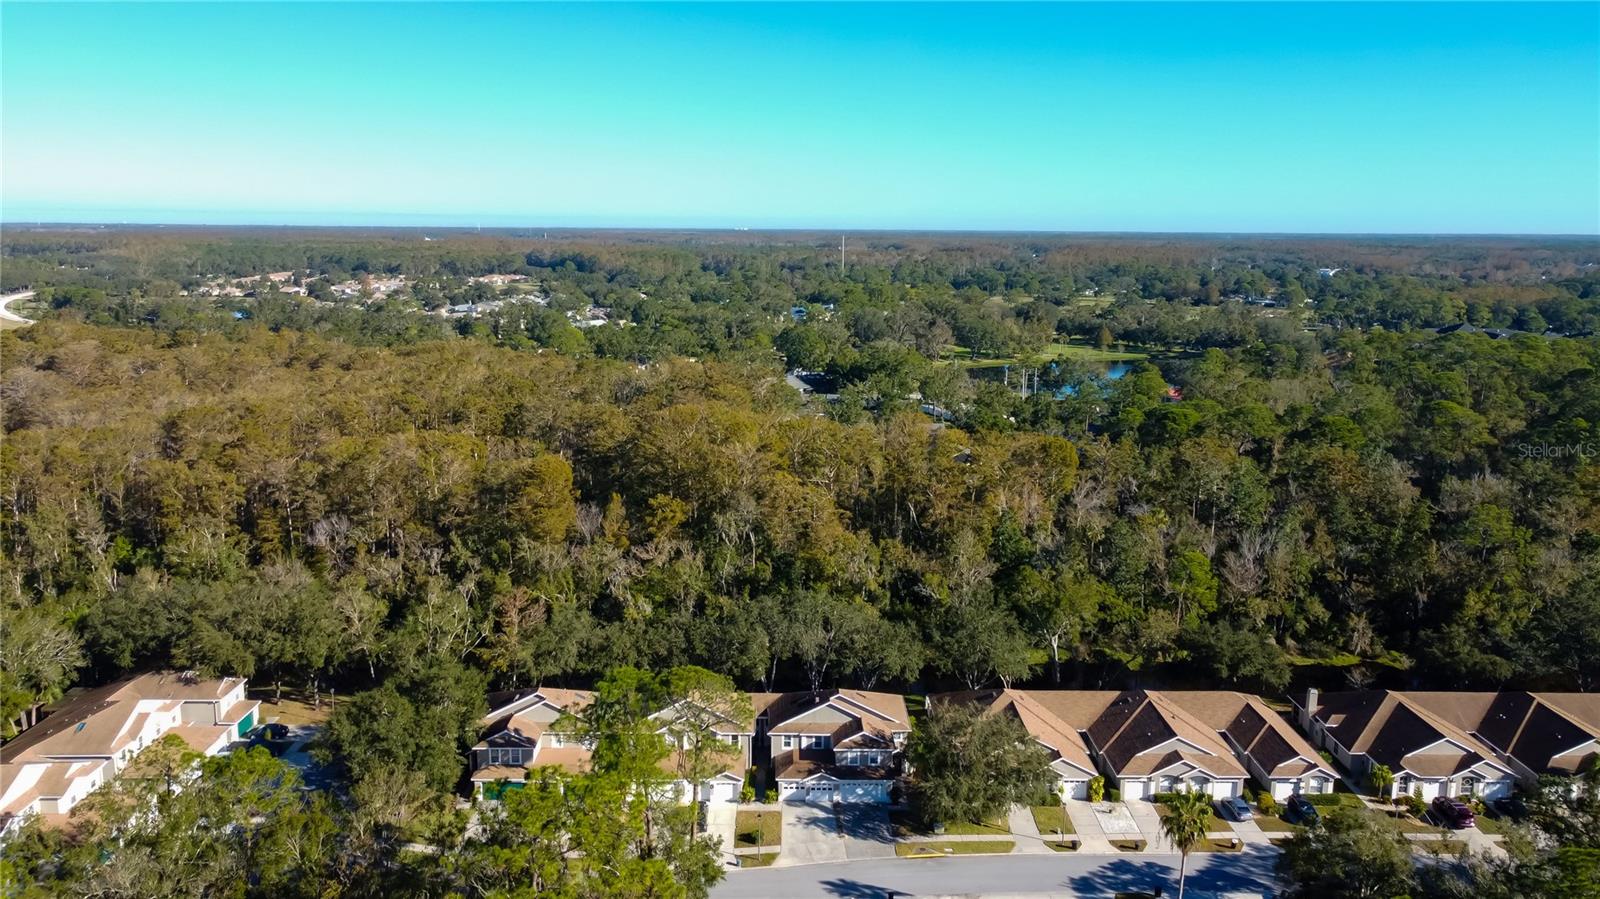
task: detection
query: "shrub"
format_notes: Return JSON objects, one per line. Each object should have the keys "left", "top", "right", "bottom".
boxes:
{"left": 1257, "top": 792, "right": 1279, "bottom": 815}
{"left": 1088, "top": 776, "right": 1106, "bottom": 803}
{"left": 1152, "top": 792, "right": 1188, "bottom": 805}
{"left": 763, "top": 788, "right": 777, "bottom": 803}
{"left": 1400, "top": 794, "right": 1427, "bottom": 817}
{"left": 1107, "top": 786, "right": 1121, "bottom": 802}
{"left": 1304, "top": 793, "right": 1346, "bottom": 807}
{"left": 739, "top": 785, "right": 755, "bottom": 803}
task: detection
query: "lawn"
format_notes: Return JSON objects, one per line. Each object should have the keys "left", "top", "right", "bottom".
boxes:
{"left": 734, "top": 811, "right": 781, "bottom": 848}
{"left": 1110, "top": 839, "right": 1147, "bottom": 852}
{"left": 736, "top": 852, "right": 778, "bottom": 867}
{"left": 1382, "top": 811, "right": 1446, "bottom": 835}
{"left": 249, "top": 690, "right": 334, "bottom": 726}
{"left": 1475, "top": 815, "right": 1510, "bottom": 835}
{"left": 1416, "top": 839, "right": 1470, "bottom": 857}
{"left": 896, "top": 840, "right": 1015, "bottom": 857}
{"left": 1030, "top": 805, "right": 1075, "bottom": 837}
{"left": 1046, "top": 840, "right": 1079, "bottom": 852}
{"left": 1197, "top": 837, "right": 1245, "bottom": 852}
{"left": 1155, "top": 802, "right": 1232, "bottom": 832}
{"left": 891, "top": 811, "right": 1009, "bottom": 837}
{"left": 1254, "top": 815, "right": 1306, "bottom": 834}
{"left": 948, "top": 341, "right": 1148, "bottom": 368}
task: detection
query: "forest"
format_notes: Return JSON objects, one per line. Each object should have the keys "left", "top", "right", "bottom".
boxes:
{"left": 1, "top": 228, "right": 1598, "bottom": 895}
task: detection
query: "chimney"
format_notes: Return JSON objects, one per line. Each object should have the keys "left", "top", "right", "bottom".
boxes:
{"left": 1300, "top": 688, "right": 1319, "bottom": 733}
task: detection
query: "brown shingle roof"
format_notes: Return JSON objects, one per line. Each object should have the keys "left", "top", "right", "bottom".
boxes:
{"left": 1310, "top": 691, "right": 1527, "bottom": 778}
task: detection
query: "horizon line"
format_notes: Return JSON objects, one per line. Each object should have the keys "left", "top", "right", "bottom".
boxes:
{"left": 4, "top": 220, "right": 1598, "bottom": 241}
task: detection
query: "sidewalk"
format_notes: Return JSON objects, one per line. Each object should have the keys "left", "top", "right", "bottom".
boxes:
{"left": 1005, "top": 806, "right": 1055, "bottom": 854}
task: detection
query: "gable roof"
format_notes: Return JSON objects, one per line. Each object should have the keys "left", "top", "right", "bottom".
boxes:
{"left": 0, "top": 673, "right": 246, "bottom": 766}
{"left": 1165, "top": 691, "right": 1335, "bottom": 780}
{"left": 933, "top": 690, "right": 1100, "bottom": 776}
{"left": 1087, "top": 691, "right": 1247, "bottom": 778}
{"left": 1309, "top": 691, "right": 1528, "bottom": 778}
{"left": 761, "top": 691, "right": 910, "bottom": 740}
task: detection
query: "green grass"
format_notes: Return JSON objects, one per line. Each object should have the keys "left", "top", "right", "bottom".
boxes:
{"left": 1046, "top": 840, "right": 1079, "bottom": 852}
{"left": 1155, "top": 802, "right": 1232, "bottom": 832}
{"left": 897, "top": 840, "right": 1015, "bottom": 857}
{"left": 1475, "top": 815, "right": 1510, "bottom": 835}
{"left": 891, "top": 811, "right": 1008, "bottom": 837}
{"left": 734, "top": 811, "right": 781, "bottom": 848}
{"left": 1030, "top": 805, "right": 1075, "bottom": 836}
{"left": 1416, "top": 839, "right": 1470, "bottom": 857}
{"left": 948, "top": 341, "right": 1148, "bottom": 368}
{"left": 1382, "top": 811, "right": 1446, "bottom": 835}
{"left": 1198, "top": 837, "right": 1245, "bottom": 852}
{"left": 1254, "top": 815, "right": 1306, "bottom": 834}
{"left": 737, "top": 852, "right": 778, "bottom": 867}
{"left": 1110, "top": 839, "right": 1148, "bottom": 852}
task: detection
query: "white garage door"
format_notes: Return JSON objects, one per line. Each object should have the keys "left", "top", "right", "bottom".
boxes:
{"left": 837, "top": 781, "right": 890, "bottom": 803}
{"left": 1272, "top": 780, "right": 1295, "bottom": 801}
{"left": 703, "top": 780, "right": 740, "bottom": 803}
{"left": 782, "top": 782, "right": 838, "bottom": 803}
{"left": 1061, "top": 780, "right": 1088, "bottom": 800}
{"left": 1212, "top": 781, "right": 1240, "bottom": 800}
{"left": 1122, "top": 780, "right": 1147, "bottom": 801}
{"left": 1479, "top": 779, "right": 1514, "bottom": 801}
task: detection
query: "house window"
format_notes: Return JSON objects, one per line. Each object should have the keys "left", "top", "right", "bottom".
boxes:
{"left": 782, "top": 736, "right": 794, "bottom": 750}
{"left": 1309, "top": 777, "right": 1329, "bottom": 794}
{"left": 1461, "top": 777, "right": 1479, "bottom": 797}
{"left": 809, "top": 735, "right": 831, "bottom": 749}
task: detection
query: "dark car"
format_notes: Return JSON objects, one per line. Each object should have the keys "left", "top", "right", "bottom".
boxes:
{"left": 1287, "top": 795, "right": 1320, "bottom": 825}
{"left": 1431, "top": 796, "right": 1477, "bottom": 829}
{"left": 1492, "top": 796, "right": 1528, "bottom": 821}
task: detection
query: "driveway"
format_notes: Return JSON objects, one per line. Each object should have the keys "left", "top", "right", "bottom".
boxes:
{"left": 836, "top": 804, "right": 895, "bottom": 860}
{"left": 776, "top": 802, "right": 846, "bottom": 866}
{"left": 704, "top": 803, "right": 739, "bottom": 862}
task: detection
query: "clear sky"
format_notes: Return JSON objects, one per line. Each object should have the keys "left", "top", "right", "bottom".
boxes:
{"left": 2, "top": 2, "right": 1597, "bottom": 233}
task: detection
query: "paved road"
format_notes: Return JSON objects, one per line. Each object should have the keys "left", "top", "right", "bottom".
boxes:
{"left": 714, "top": 845, "right": 1281, "bottom": 898}
{"left": 0, "top": 290, "right": 37, "bottom": 326}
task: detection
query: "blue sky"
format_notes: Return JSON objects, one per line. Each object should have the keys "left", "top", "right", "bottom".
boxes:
{"left": 3, "top": 2, "right": 1597, "bottom": 233}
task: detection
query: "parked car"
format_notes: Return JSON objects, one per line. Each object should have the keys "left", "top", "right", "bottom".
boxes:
{"left": 1218, "top": 796, "right": 1253, "bottom": 822}
{"left": 1491, "top": 796, "right": 1528, "bottom": 821}
{"left": 1431, "top": 796, "right": 1477, "bottom": 829}
{"left": 1287, "top": 795, "right": 1320, "bottom": 825}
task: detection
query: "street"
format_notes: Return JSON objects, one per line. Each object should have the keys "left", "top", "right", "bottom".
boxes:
{"left": 710, "top": 845, "right": 1282, "bottom": 898}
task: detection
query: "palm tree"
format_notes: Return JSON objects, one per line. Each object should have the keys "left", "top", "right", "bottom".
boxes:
{"left": 1159, "top": 791, "right": 1212, "bottom": 899}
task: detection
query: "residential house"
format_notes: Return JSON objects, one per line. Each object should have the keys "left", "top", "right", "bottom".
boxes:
{"left": 938, "top": 689, "right": 1335, "bottom": 802}
{"left": 935, "top": 690, "right": 1101, "bottom": 799}
{"left": 1298, "top": 688, "right": 1600, "bottom": 801}
{"left": 755, "top": 691, "right": 910, "bottom": 803}
{"left": 469, "top": 687, "right": 595, "bottom": 799}
{"left": 472, "top": 688, "right": 757, "bottom": 804}
{"left": 649, "top": 699, "right": 757, "bottom": 804}
{"left": 0, "top": 672, "right": 258, "bottom": 832}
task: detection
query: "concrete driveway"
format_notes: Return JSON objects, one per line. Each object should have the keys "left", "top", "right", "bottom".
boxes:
{"left": 836, "top": 804, "right": 895, "bottom": 859}
{"left": 704, "top": 803, "right": 739, "bottom": 862}
{"left": 775, "top": 802, "right": 845, "bottom": 866}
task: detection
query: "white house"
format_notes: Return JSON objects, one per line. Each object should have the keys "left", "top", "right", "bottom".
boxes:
{"left": 0, "top": 672, "right": 257, "bottom": 833}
